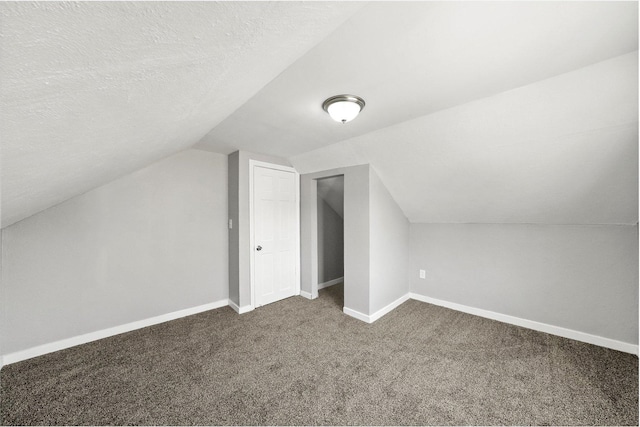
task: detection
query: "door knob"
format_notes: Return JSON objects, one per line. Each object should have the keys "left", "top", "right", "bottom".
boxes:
{"left": 256, "top": 245, "right": 262, "bottom": 251}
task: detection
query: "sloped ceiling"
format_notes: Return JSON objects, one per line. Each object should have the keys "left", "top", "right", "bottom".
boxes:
{"left": 1, "top": 1, "right": 363, "bottom": 227}
{"left": 317, "top": 176, "right": 344, "bottom": 219}
{"left": 3, "top": 2, "right": 638, "bottom": 228}
{"left": 196, "top": 1, "right": 638, "bottom": 158}
{"left": 291, "top": 52, "right": 638, "bottom": 224}
{"left": 199, "top": 1, "right": 637, "bottom": 225}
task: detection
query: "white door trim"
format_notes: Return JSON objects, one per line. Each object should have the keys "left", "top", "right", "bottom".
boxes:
{"left": 249, "top": 160, "right": 300, "bottom": 310}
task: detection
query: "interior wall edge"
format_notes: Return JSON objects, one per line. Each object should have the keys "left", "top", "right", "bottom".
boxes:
{"left": 342, "top": 306, "right": 372, "bottom": 323}
{"left": 300, "top": 290, "right": 314, "bottom": 300}
{"left": 339, "top": 286, "right": 638, "bottom": 356}
{"left": 300, "top": 164, "right": 371, "bottom": 315}
{"left": 343, "top": 293, "right": 411, "bottom": 324}
{"left": 228, "top": 300, "right": 254, "bottom": 314}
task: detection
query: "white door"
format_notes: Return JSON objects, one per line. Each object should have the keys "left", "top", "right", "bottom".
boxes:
{"left": 252, "top": 163, "right": 299, "bottom": 307}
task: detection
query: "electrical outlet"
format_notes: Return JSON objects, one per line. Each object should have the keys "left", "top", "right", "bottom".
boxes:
{"left": 419, "top": 269, "right": 426, "bottom": 279}
{"left": 228, "top": 219, "right": 233, "bottom": 229}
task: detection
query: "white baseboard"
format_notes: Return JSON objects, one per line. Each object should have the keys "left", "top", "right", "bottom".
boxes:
{"left": 300, "top": 290, "right": 314, "bottom": 300}
{"left": 318, "top": 277, "right": 344, "bottom": 290}
{"left": 344, "top": 293, "right": 410, "bottom": 324}
{"left": 409, "top": 293, "right": 639, "bottom": 355}
{"left": 343, "top": 306, "right": 371, "bottom": 323}
{"left": 228, "top": 299, "right": 240, "bottom": 313}
{"left": 370, "top": 294, "right": 411, "bottom": 323}
{"left": 5, "top": 292, "right": 634, "bottom": 367}
{"left": 2, "top": 299, "right": 229, "bottom": 366}
{"left": 228, "top": 300, "right": 254, "bottom": 314}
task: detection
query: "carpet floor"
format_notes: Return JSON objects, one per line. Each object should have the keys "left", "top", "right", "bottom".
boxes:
{"left": 1, "top": 284, "right": 637, "bottom": 425}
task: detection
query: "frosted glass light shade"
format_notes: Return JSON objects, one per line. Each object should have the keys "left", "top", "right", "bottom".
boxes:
{"left": 322, "top": 95, "right": 365, "bottom": 124}
{"left": 327, "top": 101, "right": 361, "bottom": 123}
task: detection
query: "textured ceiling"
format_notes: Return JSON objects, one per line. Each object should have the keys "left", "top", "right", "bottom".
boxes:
{"left": 1, "top": 1, "right": 362, "bottom": 227}
{"left": 291, "top": 52, "right": 638, "bottom": 224}
{"left": 2, "top": 1, "right": 638, "bottom": 228}
{"left": 196, "top": 1, "right": 638, "bottom": 158}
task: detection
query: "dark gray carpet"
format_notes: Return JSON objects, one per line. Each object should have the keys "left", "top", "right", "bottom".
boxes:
{"left": 1, "top": 283, "right": 637, "bottom": 425}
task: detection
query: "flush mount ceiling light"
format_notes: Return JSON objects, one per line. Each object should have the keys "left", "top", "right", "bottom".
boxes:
{"left": 322, "top": 94, "right": 365, "bottom": 124}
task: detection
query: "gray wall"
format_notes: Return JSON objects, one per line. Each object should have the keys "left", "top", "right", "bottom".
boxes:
{"left": 227, "top": 152, "right": 240, "bottom": 306}
{"left": 317, "top": 177, "right": 344, "bottom": 284}
{"left": 1, "top": 149, "right": 229, "bottom": 355}
{"left": 409, "top": 223, "right": 639, "bottom": 345}
{"left": 301, "top": 165, "right": 371, "bottom": 315}
{"left": 302, "top": 165, "right": 410, "bottom": 317}
{"left": 229, "top": 150, "right": 291, "bottom": 309}
{"left": 369, "top": 168, "right": 410, "bottom": 313}
{"left": 0, "top": 228, "right": 3, "bottom": 364}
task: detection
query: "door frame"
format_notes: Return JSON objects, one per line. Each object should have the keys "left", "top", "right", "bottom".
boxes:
{"left": 314, "top": 174, "right": 345, "bottom": 298}
{"left": 249, "top": 160, "right": 300, "bottom": 309}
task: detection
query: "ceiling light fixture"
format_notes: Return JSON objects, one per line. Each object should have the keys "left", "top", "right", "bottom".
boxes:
{"left": 322, "top": 94, "right": 365, "bottom": 124}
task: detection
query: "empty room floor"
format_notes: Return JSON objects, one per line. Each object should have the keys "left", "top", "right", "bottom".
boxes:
{"left": 1, "top": 284, "right": 637, "bottom": 425}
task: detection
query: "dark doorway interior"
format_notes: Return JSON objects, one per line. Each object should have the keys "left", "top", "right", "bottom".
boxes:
{"left": 316, "top": 175, "right": 344, "bottom": 310}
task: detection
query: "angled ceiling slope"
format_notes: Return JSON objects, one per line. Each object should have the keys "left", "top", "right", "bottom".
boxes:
{"left": 317, "top": 176, "right": 344, "bottom": 218}
{"left": 1, "top": 1, "right": 363, "bottom": 228}
{"left": 196, "top": 1, "right": 638, "bottom": 158}
{"left": 194, "top": 1, "right": 637, "bottom": 226}
{"left": 291, "top": 52, "right": 638, "bottom": 225}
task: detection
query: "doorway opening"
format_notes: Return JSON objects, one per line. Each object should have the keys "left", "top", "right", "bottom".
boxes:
{"left": 316, "top": 175, "right": 344, "bottom": 311}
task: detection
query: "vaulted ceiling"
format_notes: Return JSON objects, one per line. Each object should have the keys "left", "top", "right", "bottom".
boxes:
{"left": 2, "top": 1, "right": 638, "bottom": 227}
{"left": 1, "top": 1, "right": 363, "bottom": 227}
